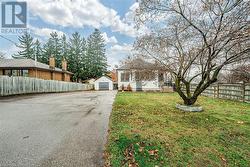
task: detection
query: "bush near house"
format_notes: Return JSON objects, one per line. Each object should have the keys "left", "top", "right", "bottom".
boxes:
{"left": 105, "top": 92, "right": 250, "bottom": 167}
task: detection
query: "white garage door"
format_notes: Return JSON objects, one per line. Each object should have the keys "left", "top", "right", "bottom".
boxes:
{"left": 99, "top": 82, "right": 109, "bottom": 90}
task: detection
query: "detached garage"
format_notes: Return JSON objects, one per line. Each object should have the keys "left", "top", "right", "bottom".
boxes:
{"left": 94, "top": 76, "right": 113, "bottom": 90}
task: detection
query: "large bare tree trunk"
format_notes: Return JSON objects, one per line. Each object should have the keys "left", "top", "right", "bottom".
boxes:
{"left": 175, "top": 78, "right": 198, "bottom": 105}
{"left": 175, "top": 76, "right": 217, "bottom": 106}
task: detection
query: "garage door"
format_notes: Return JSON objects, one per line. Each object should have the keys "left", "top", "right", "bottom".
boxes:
{"left": 99, "top": 82, "right": 109, "bottom": 90}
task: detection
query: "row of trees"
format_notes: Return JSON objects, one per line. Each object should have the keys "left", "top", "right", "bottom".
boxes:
{"left": 13, "top": 29, "right": 107, "bottom": 81}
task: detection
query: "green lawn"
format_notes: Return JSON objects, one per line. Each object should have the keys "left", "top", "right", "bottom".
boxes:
{"left": 105, "top": 92, "right": 250, "bottom": 167}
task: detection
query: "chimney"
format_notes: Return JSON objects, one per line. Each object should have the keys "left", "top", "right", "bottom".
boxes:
{"left": 49, "top": 56, "right": 55, "bottom": 69}
{"left": 62, "top": 58, "right": 67, "bottom": 71}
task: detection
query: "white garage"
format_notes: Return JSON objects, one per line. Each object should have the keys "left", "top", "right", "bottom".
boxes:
{"left": 94, "top": 76, "right": 113, "bottom": 90}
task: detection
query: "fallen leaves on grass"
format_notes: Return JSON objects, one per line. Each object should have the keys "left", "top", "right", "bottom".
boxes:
{"left": 148, "top": 149, "right": 159, "bottom": 156}
{"left": 123, "top": 144, "right": 139, "bottom": 167}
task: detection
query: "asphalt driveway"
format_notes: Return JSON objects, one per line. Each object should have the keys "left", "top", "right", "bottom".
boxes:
{"left": 0, "top": 91, "right": 117, "bottom": 167}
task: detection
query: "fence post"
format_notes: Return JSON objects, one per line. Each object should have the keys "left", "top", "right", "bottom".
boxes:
{"left": 242, "top": 81, "right": 245, "bottom": 102}
{"left": 213, "top": 85, "right": 216, "bottom": 98}
{"left": 217, "top": 83, "right": 220, "bottom": 98}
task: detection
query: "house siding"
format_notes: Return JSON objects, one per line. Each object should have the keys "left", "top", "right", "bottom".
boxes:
{"left": 27, "top": 69, "right": 71, "bottom": 82}
{"left": 28, "top": 69, "right": 52, "bottom": 80}
{"left": 117, "top": 70, "right": 160, "bottom": 91}
{"left": 54, "top": 72, "right": 63, "bottom": 81}
{"left": 64, "top": 73, "right": 71, "bottom": 82}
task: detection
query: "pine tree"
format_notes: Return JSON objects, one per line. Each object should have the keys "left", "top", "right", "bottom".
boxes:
{"left": 86, "top": 29, "right": 107, "bottom": 78}
{"left": 49, "top": 32, "right": 62, "bottom": 68}
{"left": 68, "top": 32, "right": 85, "bottom": 81}
{"left": 34, "top": 39, "right": 43, "bottom": 62}
{"left": 42, "top": 38, "right": 54, "bottom": 64}
{"left": 61, "top": 34, "right": 68, "bottom": 59}
{"left": 13, "top": 32, "right": 35, "bottom": 59}
{"left": 80, "top": 36, "right": 87, "bottom": 80}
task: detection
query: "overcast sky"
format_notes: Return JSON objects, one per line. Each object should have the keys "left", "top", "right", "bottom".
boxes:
{"left": 0, "top": 0, "right": 140, "bottom": 69}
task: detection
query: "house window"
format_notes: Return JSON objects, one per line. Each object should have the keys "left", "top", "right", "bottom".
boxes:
{"left": 3, "top": 69, "right": 29, "bottom": 77}
{"left": 4, "top": 70, "right": 12, "bottom": 76}
{"left": 159, "top": 73, "right": 164, "bottom": 82}
{"left": 121, "top": 72, "right": 130, "bottom": 82}
{"left": 135, "top": 70, "right": 156, "bottom": 81}
{"left": 23, "top": 70, "right": 29, "bottom": 77}
{"left": 12, "top": 70, "right": 18, "bottom": 76}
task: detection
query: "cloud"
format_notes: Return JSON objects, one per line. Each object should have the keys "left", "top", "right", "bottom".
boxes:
{"left": 29, "top": 25, "right": 65, "bottom": 38}
{"left": 110, "top": 44, "right": 133, "bottom": 53}
{"left": 1, "top": 44, "right": 21, "bottom": 58}
{"left": 23, "top": 0, "right": 137, "bottom": 37}
{"left": 101, "top": 32, "right": 118, "bottom": 44}
{"left": 124, "top": 2, "right": 139, "bottom": 24}
{"left": 123, "top": 2, "right": 151, "bottom": 36}
{"left": 106, "top": 43, "right": 133, "bottom": 69}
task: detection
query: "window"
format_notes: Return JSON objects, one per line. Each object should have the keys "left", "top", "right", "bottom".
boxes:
{"left": 4, "top": 70, "right": 11, "bottom": 76}
{"left": 23, "top": 70, "right": 29, "bottom": 77}
{"left": 3, "top": 69, "right": 29, "bottom": 77}
{"left": 135, "top": 70, "right": 156, "bottom": 81}
{"left": 12, "top": 70, "right": 18, "bottom": 76}
{"left": 158, "top": 73, "right": 164, "bottom": 82}
{"left": 121, "top": 72, "right": 130, "bottom": 82}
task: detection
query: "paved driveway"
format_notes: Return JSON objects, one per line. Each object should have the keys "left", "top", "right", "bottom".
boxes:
{"left": 0, "top": 91, "right": 117, "bottom": 167}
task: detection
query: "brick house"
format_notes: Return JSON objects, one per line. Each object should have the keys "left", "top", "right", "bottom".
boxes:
{"left": 0, "top": 57, "right": 73, "bottom": 82}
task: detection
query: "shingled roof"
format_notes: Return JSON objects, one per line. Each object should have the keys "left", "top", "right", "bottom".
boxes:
{"left": 0, "top": 59, "right": 73, "bottom": 74}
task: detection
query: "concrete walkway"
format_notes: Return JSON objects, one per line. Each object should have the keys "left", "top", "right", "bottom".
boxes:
{"left": 0, "top": 91, "right": 117, "bottom": 167}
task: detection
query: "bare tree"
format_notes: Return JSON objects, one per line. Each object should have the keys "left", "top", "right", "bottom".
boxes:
{"left": 0, "top": 51, "right": 6, "bottom": 59}
{"left": 223, "top": 64, "right": 250, "bottom": 83}
{"left": 135, "top": 0, "right": 250, "bottom": 105}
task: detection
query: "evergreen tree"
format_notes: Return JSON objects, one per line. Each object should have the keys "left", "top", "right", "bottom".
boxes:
{"left": 42, "top": 38, "right": 54, "bottom": 64}
{"left": 86, "top": 29, "right": 107, "bottom": 78}
{"left": 80, "top": 36, "right": 87, "bottom": 79}
{"left": 13, "top": 32, "right": 35, "bottom": 59}
{"left": 41, "top": 32, "right": 63, "bottom": 66}
{"left": 61, "top": 34, "right": 68, "bottom": 59}
{"left": 68, "top": 32, "right": 85, "bottom": 81}
{"left": 49, "top": 32, "right": 62, "bottom": 67}
{"left": 34, "top": 39, "right": 43, "bottom": 62}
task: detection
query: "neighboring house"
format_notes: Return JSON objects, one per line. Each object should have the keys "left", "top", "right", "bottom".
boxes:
{"left": 117, "top": 59, "right": 171, "bottom": 91}
{"left": 107, "top": 69, "right": 118, "bottom": 83}
{"left": 94, "top": 76, "right": 113, "bottom": 90}
{"left": 0, "top": 57, "right": 73, "bottom": 82}
{"left": 107, "top": 69, "right": 118, "bottom": 90}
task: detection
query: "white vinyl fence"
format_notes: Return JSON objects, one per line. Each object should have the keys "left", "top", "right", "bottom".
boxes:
{"left": 0, "top": 76, "right": 94, "bottom": 96}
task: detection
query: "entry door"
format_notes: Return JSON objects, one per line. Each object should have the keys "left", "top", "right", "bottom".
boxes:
{"left": 99, "top": 82, "right": 109, "bottom": 90}
{"left": 136, "top": 81, "right": 142, "bottom": 91}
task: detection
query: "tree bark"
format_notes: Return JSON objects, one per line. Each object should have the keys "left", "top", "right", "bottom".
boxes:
{"left": 175, "top": 77, "right": 210, "bottom": 106}
{"left": 183, "top": 97, "right": 198, "bottom": 106}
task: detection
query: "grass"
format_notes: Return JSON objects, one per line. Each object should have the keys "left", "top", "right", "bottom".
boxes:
{"left": 105, "top": 92, "right": 250, "bottom": 167}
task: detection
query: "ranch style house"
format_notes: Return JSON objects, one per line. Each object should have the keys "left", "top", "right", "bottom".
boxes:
{"left": 117, "top": 59, "right": 172, "bottom": 91}
{"left": 0, "top": 57, "right": 73, "bottom": 82}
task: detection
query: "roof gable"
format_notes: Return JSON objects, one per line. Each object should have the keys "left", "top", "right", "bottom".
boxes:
{"left": 95, "top": 76, "right": 113, "bottom": 82}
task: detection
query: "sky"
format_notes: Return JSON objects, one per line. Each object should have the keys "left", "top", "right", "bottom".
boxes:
{"left": 0, "top": 0, "right": 140, "bottom": 69}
